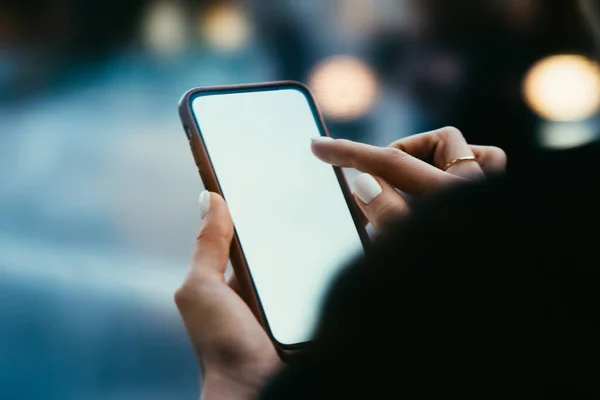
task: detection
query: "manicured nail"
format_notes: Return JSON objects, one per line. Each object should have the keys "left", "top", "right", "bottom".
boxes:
{"left": 353, "top": 173, "right": 382, "bottom": 204}
{"left": 199, "top": 191, "right": 211, "bottom": 219}
{"left": 311, "top": 136, "right": 334, "bottom": 142}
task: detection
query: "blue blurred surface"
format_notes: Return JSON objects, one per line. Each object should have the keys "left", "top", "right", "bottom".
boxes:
{"left": 0, "top": 48, "right": 277, "bottom": 398}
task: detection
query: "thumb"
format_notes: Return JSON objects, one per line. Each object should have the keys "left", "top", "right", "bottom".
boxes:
{"left": 190, "top": 191, "right": 234, "bottom": 280}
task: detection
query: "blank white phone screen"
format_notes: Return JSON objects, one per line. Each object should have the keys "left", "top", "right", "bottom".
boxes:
{"left": 191, "top": 87, "right": 364, "bottom": 346}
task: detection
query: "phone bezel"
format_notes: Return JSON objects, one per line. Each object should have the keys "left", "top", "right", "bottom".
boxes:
{"left": 178, "top": 81, "right": 371, "bottom": 359}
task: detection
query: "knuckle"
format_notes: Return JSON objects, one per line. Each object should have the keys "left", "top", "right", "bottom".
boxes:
{"left": 488, "top": 146, "right": 507, "bottom": 164}
{"left": 380, "top": 146, "right": 405, "bottom": 159}
{"left": 439, "top": 126, "right": 464, "bottom": 140}
{"left": 174, "top": 284, "right": 194, "bottom": 310}
{"left": 387, "top": 138, "right": 404, "bottom": 149}
{"left": 196, "top": 226, "right": 229, "bottom": 250}
{"left": 377, "top": 147, "right": 406, "bottom": 174}
{"left": 375, "top": 201, "right": 404, "bottom": 227}
{"left": 174, "top": 274, "right": 210, "bottom": 310}
{"left": 195, "top": 227, "right": 212, "bottom": 248}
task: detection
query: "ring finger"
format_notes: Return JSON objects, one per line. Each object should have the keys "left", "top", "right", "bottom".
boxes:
{"left": 389, "top": 127, "right": 485, "bottom": 179}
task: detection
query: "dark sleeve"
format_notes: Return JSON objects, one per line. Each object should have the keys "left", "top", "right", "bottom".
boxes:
{"left": 259, "top": 172, "right": 600, "bottom": 399}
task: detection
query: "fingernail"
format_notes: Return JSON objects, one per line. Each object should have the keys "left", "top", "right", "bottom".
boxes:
{"left": 353, "top": 173, "right": 382, "bottom": 204}
{"left": 311, "top": 136, "right": 334, "bottom": 142}
{"left": 199, "top": 190, "right": 211, "bottom": 219}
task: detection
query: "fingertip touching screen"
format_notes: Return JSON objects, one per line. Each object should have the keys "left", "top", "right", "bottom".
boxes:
{"left": 190, "top": 86, "right": 364, "bottom": 346}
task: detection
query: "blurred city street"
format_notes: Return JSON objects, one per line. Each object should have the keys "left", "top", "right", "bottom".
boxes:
{"left": 1, "top": 0, "right": 599, "bottom": 398}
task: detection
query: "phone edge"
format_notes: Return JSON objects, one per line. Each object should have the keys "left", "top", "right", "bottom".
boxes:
{"left": 177, "top": 81, "right": 370, "bottom": 360}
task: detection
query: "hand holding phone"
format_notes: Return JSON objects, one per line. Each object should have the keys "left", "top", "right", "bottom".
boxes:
{"left": 175, "top": 191, "right": 282, "bottom": 398}
{"left": 178, "top": 82, "right": 369, "bottom": 358}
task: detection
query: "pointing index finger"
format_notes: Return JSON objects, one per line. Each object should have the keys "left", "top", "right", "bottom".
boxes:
{"left": 311, "top": 138, "right": 465, "bottom": 196}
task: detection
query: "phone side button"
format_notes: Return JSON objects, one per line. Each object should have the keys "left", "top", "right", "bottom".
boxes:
{"left": 183, "top": 125, "right": 192, "bottom": 140}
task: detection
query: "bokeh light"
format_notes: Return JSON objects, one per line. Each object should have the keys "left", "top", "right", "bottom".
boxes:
{"left": 142, "top": 0, "right": 187, "bottom": 55}
{"left": 199, "top": 3, "right": 251, "bottom": 52}
{"left": 308, "top": 55, "right": 379, "bottom": 120}
{"left": 538, "top": 121, "right": 597, "bottom": 149}
{"left": 523, "top": 54, "right": 600, "bottom": 121}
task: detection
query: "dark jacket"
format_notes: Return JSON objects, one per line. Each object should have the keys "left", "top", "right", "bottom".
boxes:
{"left": 261, "top": 140, "right": 600, "bottom": 399}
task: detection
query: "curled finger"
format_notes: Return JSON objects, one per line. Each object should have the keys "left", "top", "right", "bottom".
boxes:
{"left": 352, "top": 173, "right": 409, "bottom": 232}
{"left": 389, "top": 127, "right": 484, "bottom": 179}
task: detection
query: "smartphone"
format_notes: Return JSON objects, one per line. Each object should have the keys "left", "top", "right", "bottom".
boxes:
{"left": 178, "top": 81, "right": 369, "bottom": 359}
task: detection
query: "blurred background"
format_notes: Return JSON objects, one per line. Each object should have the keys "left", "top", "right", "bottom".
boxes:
{"left": 1, "top": 0, "right": 599, "bottom": 398}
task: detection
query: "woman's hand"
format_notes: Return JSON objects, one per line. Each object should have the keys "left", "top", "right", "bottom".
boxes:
{"left": 174, "top": 126, "right": 505, "bottom": 399}
{"left": 174, "top": 192, "right": 281, "bottom": 400}
{"left": 312, "top": 127, "right": 507, "bottom": 230}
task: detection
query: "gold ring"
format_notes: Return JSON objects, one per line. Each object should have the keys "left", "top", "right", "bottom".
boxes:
{"left": 443, "top": 156, "right": 477, "bottom": 171}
